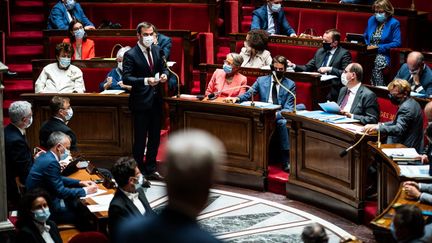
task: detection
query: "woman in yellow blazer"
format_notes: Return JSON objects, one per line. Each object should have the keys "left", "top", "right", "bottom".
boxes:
{"left": 63, "top": 19, "right": 95, "bottom": 60}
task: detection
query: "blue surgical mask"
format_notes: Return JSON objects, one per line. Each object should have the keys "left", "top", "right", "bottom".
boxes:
{"left": 59, "top": 57, "right": 71, "bottom": 68}
{"left": 134, "top": 174, "right": 144, "bottom": 190}
{"left": 64, "top": 107, "right": 73, "bottom": 121}
{"left": 223, "top": 64, "right": 233, "bottom": 74}
{"left": 73, "top": 28, "right": 85, "bottom": 39}
{"left": 59, "top": 144, "right": 71, "bottom": 161}
{"left": 33, "top": 207, "right": 51, "bottom": 223}
{"left": 65, "top": 0, "right": 76, "bottom": 11}
{"left": 271, "top": 3, "right": 281, "bottom": 12}
{"left": 375, "top": 13, "right": 386, "bottom": 23}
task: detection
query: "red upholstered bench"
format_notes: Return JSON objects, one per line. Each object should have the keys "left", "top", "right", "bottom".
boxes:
{"left": 298, "top": 9, "right": 337, "bottom": 37}
{"left": 336, "top": 12, "right": 370, "bottom": 41}
{"left": 81, "top": 67, "right": 113, "bottom": 93}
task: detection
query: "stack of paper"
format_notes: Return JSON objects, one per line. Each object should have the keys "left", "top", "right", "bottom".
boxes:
{"left": 399, "top": 165, "right": 432, "bottom": 179}
{"left": 297, "top": 110, "right": 359, "bottom": 123}
{"left": 240, "top": 101, "right": 281, "bottom": 109}
{"left": 85, "top": 194, "right": 114, "bottom": 213}
{"left": 382, "top": 148, "right": 420, "bottom": 161}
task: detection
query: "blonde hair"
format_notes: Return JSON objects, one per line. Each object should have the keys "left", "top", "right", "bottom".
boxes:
{"left": 388, "top": 79, "right": 411, "bottom": 95}
{"left": 373, "top": 0, "right": 394, "bottom": 17}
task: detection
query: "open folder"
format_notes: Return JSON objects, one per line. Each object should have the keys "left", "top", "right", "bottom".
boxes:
{"left": 319, "top": 101, "right": 340, "bottom": 114}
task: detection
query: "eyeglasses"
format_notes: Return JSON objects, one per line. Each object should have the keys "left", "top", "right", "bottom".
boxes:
{"left": 73, "top": 26, "right": 83, "bottom": 31}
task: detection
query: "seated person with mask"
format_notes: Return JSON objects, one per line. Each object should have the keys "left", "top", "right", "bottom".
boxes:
{"left": 100, "top": 46, "right": 132, "bottom": 92}
{"left": 251, "top": 0, "right": 297, "bottom": 37}
{"left": 227, "top": 55, "right": 295, "bottom": 172}
{"left": 288, "top": 29, "right": 352, "bottom": 101}
{"left": 363, "top": 79, "right": 423, "bottom": 152}
{"left": 35, "top": 42, "right": 86, "bottom": 93}
{"left": 48, "top": 0, "right": 95, "bottom": 30}
{"left": 108, "top": 157, "right": 154, "bottom": 240}
{"left": 63, "top": 19, "right": 95, "bottom": 60}
{"left": 390, "top": 205, "right": 432, "bottom": 242}
{"left": 26, "top": 131, "right": 98, "bottom": 226}
{"left": 338, "top": 63, "right": 379, "bottom": 124}
{"left": 395, "top": 51, "right": 432, "bottom": 96}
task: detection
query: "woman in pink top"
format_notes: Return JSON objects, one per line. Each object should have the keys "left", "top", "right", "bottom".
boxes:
{"left": 205, "top": 53, "right": 247, "bottom": 98}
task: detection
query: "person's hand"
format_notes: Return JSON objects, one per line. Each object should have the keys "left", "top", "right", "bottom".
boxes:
{"left": 160, "top": 74, "right": 168, "bottom": 83}
{"left": 340, "top": 110, "right": 352, "bottom": 118}
{"left": 85, "top": 184, "right": 98, "bottom": 195}
{"left": 290, "top": 33, "right": 297, "bottom": 37}
{"left": 362, "top": 124, "right": 378, "bottom": 134}
{"left": 404, "top": 185, "right": 421, "bottom": 200}
{"left": 80, "top": 180, "right": 97, "bottom": 187}
{"left": 318, "top": 67, "right": 332, "bottom": 74}
{"left": 148, "top": 77, "right": 159, "bottom": 86}
{"left": 419, "top": 154, "right": 429, "bottom": 164}
{"left": 403, "top": 181, "right": 419, "bottom": 189}
{"left": 106, "top": 77, "right": 113, "bottom": 86}
{"left": 413, "top": 74, "right": 420, "bottom": 85}
{"left": 59, "top": 161, "right": 69, "bottom": 172}
{"left": 84, "top": 26, "right": 96, "bottom": 30}
{"left": 118, "top": 81, "right": 125, "bottom": 88}
{"left": 287, "top": 60, "right": 295, "bottom": 67}
{"left": 223, "top": 97, "right": 238, "bottom": 103}
{"left": 34, "top": 150, "right": 46, "bottom": 159}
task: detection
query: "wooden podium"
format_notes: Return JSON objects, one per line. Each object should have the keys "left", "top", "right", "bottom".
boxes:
{"left": 165, "top": 97, "right": 279, "bottom": 190}
{"left": 283, "top": 112, "right": 374, "bottom": 222}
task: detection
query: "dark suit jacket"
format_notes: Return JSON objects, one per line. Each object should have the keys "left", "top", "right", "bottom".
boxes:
{"left": 108, "top": 188, "right": 154, "bottom": 239}
{"left": 16, "top": 220, "right": 62, "bottom": 243}
{"left": 337, "top": 85, "right": 379, "bottom": 124}
{"left": 250, "top": 5, "right": 295, "bottom": 36}
{"left": 39, "top": 117, "right": 77, "bottom": 151}
{"left": 379, "top": 97, "right": 423, "bottom": 152}
{"left": 26, "top": 151, "right": 85, "bottom": 212}
{"left": 47, "top": 1, "right": 94, "bottom": 30}
{"left": 4, "top": 124, "right": 33, "bottom": 202}
{"left": 117, "top": 207, "right": 221, "bottom": 243}
{"left": 157, "top": 33, "right": 172, "bottom": 60}
{"left": 294, "top": 46, "right": 352, "bottom": 77}
{"left": 238, "top": 75, "right": 295, "bottom": 120}
{"left": 123, "top": 44, "right": 169, "bottom": 111}
{"left": 395, "top": 63, "right": 432, "bottom": 96}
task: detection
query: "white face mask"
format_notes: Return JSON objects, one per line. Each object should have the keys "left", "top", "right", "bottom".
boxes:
{"left": 64, "top": 107, "right": 73, "bottom": 121}
{"left": 270, "top": 3, "right": 281, "bottom": 12}
{"left": 117, "top": 62, "right": 123, "bottom": 71}
{"left": 25, "top": 116, "right": 33, "bottom": 129}
{"left": 142, "top": 35, "right": 153, "bottom": 47}
{"left": 134, "top": 174, "right": 144, "bottom": 190}
{"left": 341, "top": 73, "right": 349, "bottom": 86}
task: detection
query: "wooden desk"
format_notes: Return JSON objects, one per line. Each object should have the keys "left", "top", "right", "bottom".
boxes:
{"left": 165, "top": 97, "right": 278, "bottom": 190}
{"left": 368, "top": 142, "right": 432, "bottom": 242}
{"left": 21, "top": 93, "right": 133, "bottom": 164}
{"left": 283, "top": 112, "right": 374, "bottom": 222}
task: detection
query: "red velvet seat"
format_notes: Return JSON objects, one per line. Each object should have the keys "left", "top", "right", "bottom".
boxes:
{"left": 68, "top": 232, "right": 109, "bottom": 243}
{"left": 81, "top": 67, "right": 113, "bottom": 93}
{"left": 284, "top": 7, "right": 301, "bottom": 35}
{"left": 298, "top": 9, "right": 337, "bottom": 37}
{"left": 336, "top": 12, "right": 370, "bottom": 40}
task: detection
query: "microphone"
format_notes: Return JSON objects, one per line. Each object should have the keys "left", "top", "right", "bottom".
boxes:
{"left": 160, "top": 49, "right": 181, "bottom": 98}
{"left": 207, "top": 85, "right": 255, "bottom": 106}
{"left": 339, "top": 132, "right": 367, "bottom": 157}
{"left": 271, "top": 70, "right": 297, "bottom": 113}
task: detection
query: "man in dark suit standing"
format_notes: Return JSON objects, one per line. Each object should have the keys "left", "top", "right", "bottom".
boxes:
{"left": 39, "top": 96, "right": 77, "bottom": 151}
{"left": 4, "top": 101, "right": 34, "bottom": 209}
{"left": 108, "top": 157, "right": 154, "bottom": 240}
{"left": 26, "top": 131, "right": 98, "bottom": 225}
{"left": 337, "top": 63, "right": 379, "bottom": 124}
{"left": 123, "top": 22, "right": 169, "bottom": 181}
{"left": 117, "top": 130, "right": 225, "bottom": 243}
{"left": 288, "top": 29, "right": 352, "bottom": 101}
{"left": 395, "top": 51, "right": 432, "bottom": 96}
{"left": 250, "top": 0, "right": 297, "bottom": 37}
{"left": 364, "top": 79, "right": 424, "bottom": 152}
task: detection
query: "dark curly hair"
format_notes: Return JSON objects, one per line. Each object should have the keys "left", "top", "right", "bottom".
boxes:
{"left": 55, "top": 42, "right": 74, "bottom": 58}
{"left": 111, "top": 157, "right": 138, "bottom": 188}
{"left": 246, "top": 29, "right": 269, "bottom": 52}
{"left": 16, "top": 188, "right": 52, "bottom": 229}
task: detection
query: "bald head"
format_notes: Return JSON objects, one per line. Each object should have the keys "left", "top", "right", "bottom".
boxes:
{"left": 407, "top": 51, "right": 424, "bottom": 73}
{"left": 425, "top": 101, "right": 432, "bottom": 122}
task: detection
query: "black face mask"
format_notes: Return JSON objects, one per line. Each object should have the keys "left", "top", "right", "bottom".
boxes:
{"left": 276, "top": 71, "right": 284, "bottom": 80}
{"left": 322, "top": 42, "right": 332, "bottom": 51}
{"left": 388, "top": 94, "right": 402, "bottom": 105}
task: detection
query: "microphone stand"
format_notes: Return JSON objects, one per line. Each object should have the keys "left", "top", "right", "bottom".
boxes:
{"left": 339, "top": 132, "right": 367, "bottom": 157}
{"left": 272, "top": 71, "right": 296, "bottom": 113}
{"left": 161, "top": 55, "right": 180, "bottom": 98}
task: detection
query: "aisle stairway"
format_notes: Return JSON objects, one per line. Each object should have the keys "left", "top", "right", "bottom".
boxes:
{"left": 3, "top": 0, "right": 45, "bottom": 125}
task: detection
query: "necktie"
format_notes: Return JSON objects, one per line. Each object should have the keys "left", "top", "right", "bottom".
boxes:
{"left": 271, "top": 13, "right": 279, "bottom": 34}
{"left": 146, "top": 47, "right": 154, "bottom": 72}
{"left": 272, "top": 81, "right": 279, "bottom": 105}
{"left": 321, "top": 51, "right": 330, "bottom": 67}
{"left": 340, "top": 89, "right": 350, "bottom": 110}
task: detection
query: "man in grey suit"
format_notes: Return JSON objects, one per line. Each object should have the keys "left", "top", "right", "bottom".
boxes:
{"left": 337, "top": 63, "right": 379, "bottom": 124}
{"left": 395, "top": 51, "right": 432, "bottom": 96}
{"left": 288, "top": 29, "right": 352, "bottom": 101}
{"left": 364, "top": 79, "right": 423, "bottom": 152}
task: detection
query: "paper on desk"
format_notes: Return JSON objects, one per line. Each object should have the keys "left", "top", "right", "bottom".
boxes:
{"left": 100, "top": 90, "right": 125, "bottom": 95}
{"left": 167, "top": 61, "right": 176, "bottom": 67}
{"left": 399, "top": 165, "right": 432, "bottom": 179}
{"left": 410, "top": 92, "right": 428, "bottom": 98}
{"left": 87, "top": 204, "right": 109, "bottom": 213}
{"left": 91, "top": 194, "right": 114, "bottom": 205}
{"left": 333, "top": 123, "right": 364, "bottom": 133}
{"left": 80, "top": 189, "right": 107, "bottom": 199}
{"left": 320, "top": 74, "right": 338, "bottom": 81}
{"left": 319, "top": 101, "right": 340, "bottom": 113}
{"left": 382, "top": 148, "right": 420, "bottom": 160}
{"left": 240, "top": 101, "right": 281, "bottom": 109}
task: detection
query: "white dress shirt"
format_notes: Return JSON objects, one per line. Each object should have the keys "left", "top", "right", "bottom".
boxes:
{"left": 266, "top": 6, "right": 276, "bottom": 35}
{"left": 120, "top": 188, "right": 146, "bottom": 215}
{"left": 35, "top": 63, "right": 85, "bottom": 93}
{"left": 34, "top": 221, "right": 55, "bottom": 243}
{"left": 342, "top": 82, "right": 361, "bottom": 116}
{"left": 323, "top": 47, "right": 337, "bottom": 68}
{"left": 267, "top": 76, "right": 281, "bottom": 103}
{"left": 137, "top": 41, "right": 156, "bottom": 86}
